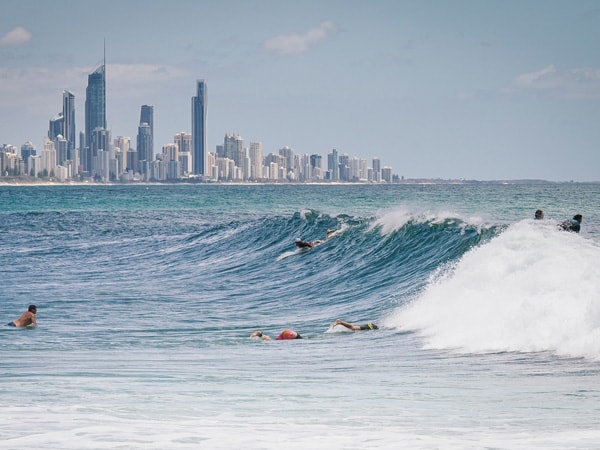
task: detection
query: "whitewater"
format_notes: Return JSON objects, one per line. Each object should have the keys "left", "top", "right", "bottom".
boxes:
{"left": 1, "top": 183, "right": 599, "bottom": 449}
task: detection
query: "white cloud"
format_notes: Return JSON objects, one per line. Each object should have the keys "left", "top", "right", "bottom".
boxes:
{"left": 514, "top": 65, "right": 600, "bottom": 99}
{"left": 264, "top": 21, "right": 337, "bottom": 55}
{"left": 0, "top": 26, "right": 32, "bottom": 47}
{"left": 0, "top": 63, "right": 189, "bottom": 110}
{"left": 514, "top": 65, "right": 559, "bottom": 89}
{"left": 106, "top": 63, "right": 188, "bottom": 85}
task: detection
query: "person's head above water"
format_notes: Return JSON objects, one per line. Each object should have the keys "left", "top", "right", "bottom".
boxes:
{"left": 276, "top": 329, "right": 302, "bottom": 340}
{"left": 534, "top": 209, "right": 544, "bottom": 220}
{"left": 573, "top": 214, "right": 582, "bottom": 223}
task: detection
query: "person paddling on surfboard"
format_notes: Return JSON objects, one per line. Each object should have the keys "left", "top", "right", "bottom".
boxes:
{"left": 295, "top": 238, "right": 315, "bottom": 248}
{"left": 294, "top": 229, "right": 337, "bottom": 248}
{"left": 331, "top": 319, "right": 378, "bottom": 331}
{"left": 7, "top": 305, "right": 37, "bottom": 328}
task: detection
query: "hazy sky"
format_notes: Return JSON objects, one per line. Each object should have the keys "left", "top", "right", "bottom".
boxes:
{"left": 1, "top": 0, "right": 599, "bottom": 181}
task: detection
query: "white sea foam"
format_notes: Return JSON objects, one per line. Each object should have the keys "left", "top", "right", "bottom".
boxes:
{"left": 371, "top": 206, "right": 489, "bottom": 235}
{"left": 388, "top": 220, "right": 600, "bottom": 360}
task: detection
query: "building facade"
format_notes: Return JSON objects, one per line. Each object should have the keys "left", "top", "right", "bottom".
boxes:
{"left": 191, "top": 80, "right": 207, "bottom": 176}
{"left": 139, "top": 105, "right": 154, "bottom": 160}
{"left": 63, "top": 90, "right": 76, "bottom": 162}
{"left": 85, "top": 65, "right": 106, "bottom": 152}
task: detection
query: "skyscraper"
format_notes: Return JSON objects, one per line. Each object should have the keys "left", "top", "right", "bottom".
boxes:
{"left": 21, "top": 141, "right": 36, "bottom": 176}
{"left": 139, "top": 105, "right": 154, "bottom": 157}
{"left": 328, "top": 148, "right": 339, "bottom": 181}
{"left": 137, "top": 123, "right": 152, "bottom": 163}
{"left": 85, "top": 64, "right": 106, "bottom": 151}
{"left": 249, "top": 142, "right": 263, "bottom": 180}
{"left": 62, "top": 91, "right": 76, "bottom": 162}
{"left": 48, "top": 113, "right": 64, "bottom": 141}
{"left": 174, "top": 132, "right": 192, "bottom": 175}
{"left": 191, "top": 80, "right": 207, "bottom": 176}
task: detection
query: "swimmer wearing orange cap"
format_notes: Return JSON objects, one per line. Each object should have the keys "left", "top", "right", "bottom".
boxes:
{"left": 250, "top": 329, "right": 302, "bottom": 341}
{"left": 276, "top": 329, "right": 302, "bottom": 340}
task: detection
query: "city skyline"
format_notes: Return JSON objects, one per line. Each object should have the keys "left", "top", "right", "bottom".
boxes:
{"left": 1, "top": 1, "right": 600, "bottom": 181}
{"left": 0, "top": 66, "right": 397, "bottom": 183}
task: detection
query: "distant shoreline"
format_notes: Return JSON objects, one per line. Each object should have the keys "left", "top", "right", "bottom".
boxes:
{"left": 0, "top": 177, "right": 596, "bottom": 186}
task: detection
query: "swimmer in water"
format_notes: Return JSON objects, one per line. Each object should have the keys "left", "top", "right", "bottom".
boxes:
{"left": 7, "top": 305, "right": 37, "bottom": 328}
{"left": 276, "top": 329, "right": 302, "bottom": 340}
{"left": 250, "top": 330, "right": 272, "bottom": 341}
{"left": 250, "top": 329, "right": 302, "bottom": 341}
{"left": 331, "top": 319, "right": 378, "bottom": 331}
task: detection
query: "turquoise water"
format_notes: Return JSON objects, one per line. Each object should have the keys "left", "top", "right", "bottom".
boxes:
{"left": 1, "top": 183, "right": 599, "bottom": 449}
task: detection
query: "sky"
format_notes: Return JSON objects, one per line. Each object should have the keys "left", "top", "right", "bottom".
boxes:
{"left": 1, "top": 0, "right": 599, "bottom": 181}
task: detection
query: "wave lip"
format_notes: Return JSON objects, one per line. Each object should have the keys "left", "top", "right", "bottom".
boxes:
{"left": 389, "top": 220, "right": 600, "bottom": 360}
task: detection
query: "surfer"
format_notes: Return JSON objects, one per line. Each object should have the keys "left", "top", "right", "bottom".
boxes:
{"left": 7, "top": 305, "right": 37, "bottom": 327}
{"left": 295, "top": 238, "right": 316, "bottom": 248}
{"left": 534, "top": 209, "right": 544, "bottom": 220}
{"left": 294, "top": 229, "right": 337, "bottom": 248}
{"left": 560, "top": 214, "right": 582, "bottom": 233}
{"left": 250, "top": 329, "right": 302, "bottom": 341}
{"left": 331, "top": 319, "right": 378, "bottom": 331}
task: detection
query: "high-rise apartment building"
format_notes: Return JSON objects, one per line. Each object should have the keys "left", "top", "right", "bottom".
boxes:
{"left": 55, "top": 136, "right": 68, "bottom": 167}
{"left": 328, "top": 149, "right": 339, "bottom": 181}
{"left": 21, "top": 141, "right": 36, "bottom": 176}
{"left": 138, "top": 105, "right": 154, "bottom": 159}
{"left": 191, "top": 80, "right": 207, "bottom": 176}
{"left": 174, "top": 132, "right": 192, "bottom": 175}
{"left": 63, "top": 90, "right": 76, "bottom": 162}
{"left": 279, "top": 146, "right": 294, "bottom": 172}
{"left": 48, "top": 113, "right": 64, "bottom": 142}
{"left": 137, "top": 123, "right": 152, "bottom": 163}
{"left": 85, "top": 64, "right": 106, "bottom": 152}
{"left": 90, "top": 128, "right": 111, "bottom": 178}
{"left": 310, "top": 154, "right": 323, "bottom": 180}
{"left": 249, "top": 142, "right": 263, "bottom": 180}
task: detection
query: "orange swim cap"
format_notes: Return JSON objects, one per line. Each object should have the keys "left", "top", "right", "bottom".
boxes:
{"left": 276, "top": 329, "right": 298, "bottom": 340}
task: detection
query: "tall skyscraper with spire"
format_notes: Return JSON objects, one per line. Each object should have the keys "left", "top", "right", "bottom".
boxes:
{"left": 191, "top": 80, "right": 207, "bottom": 176}
{"left": 85, "top": 65, "right": 106, "bottom": 148}
{"left": 84, "top": 45, "right": 106, "bottom": 165}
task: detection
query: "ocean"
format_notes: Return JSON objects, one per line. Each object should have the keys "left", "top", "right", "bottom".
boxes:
{"left": 1, "top": 182, "right": 599, "bottom": 449}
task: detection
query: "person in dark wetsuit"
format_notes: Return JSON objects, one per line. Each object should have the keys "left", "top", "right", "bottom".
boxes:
{"left": 332, "top": 319, "right": 378, "bottom": 331}
{"left": 534, "top": 209, "right": 544, "bottom": 220}
{"left": 560, "top": 214, "right": 582, "bottom": 233}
